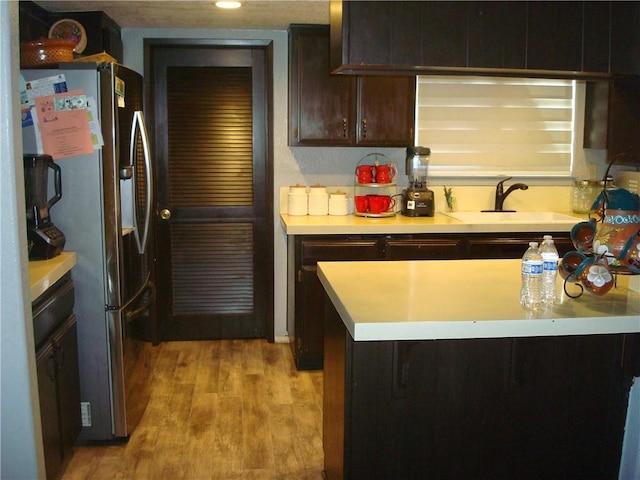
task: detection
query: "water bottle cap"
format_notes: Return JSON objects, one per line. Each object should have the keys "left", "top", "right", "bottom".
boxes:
{"left": 543, "top": 235, "right": 552, "bottom": 240}
{"left": 529, "top": 241, "right": 538, "bottom": 247}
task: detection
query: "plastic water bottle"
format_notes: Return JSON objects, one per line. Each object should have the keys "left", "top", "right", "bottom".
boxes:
{"left": 520, "top": 241, "right": 543, "bottom": 309}
{"left": 540, "top": 235, "right": 559, "bottom": 304}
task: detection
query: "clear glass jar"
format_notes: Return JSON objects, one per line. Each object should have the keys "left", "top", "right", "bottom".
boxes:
{"left": 572, "top": 180, "right": 591, "bottom": 213}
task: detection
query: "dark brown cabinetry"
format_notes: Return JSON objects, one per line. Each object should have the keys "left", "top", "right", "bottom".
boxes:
{"left": 324, "top": 300, "right": 639, "bottom": 479}
{"left": 32, "top": 274, "right": 81, "bottom": 480}
{"left": 291, "top": 232, "right": 572, "bottom": 370}
{"left": 330, "top": 0, "right": 640, "bottom": 76}
{"left": 610, "top": 1, "right": 640, "bottom": 76}
{"left": 288, "top": 25, "right": 415, "bottom": 147}
{"left": 526, "top": 1, "right": 583, "bottom": 73}
{"left": 584, "top": 78, "right": 640, "bottom": 165}
{"left": 291, "top": 237, "right": 380, "bottom": 369}
{"left": 19, "top": 1, "right": 123, "bottom": 62}
{"left": 468, "top": 1, "right": 527, "bottom": 70}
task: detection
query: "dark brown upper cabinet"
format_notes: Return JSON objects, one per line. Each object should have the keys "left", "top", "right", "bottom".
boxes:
{"left": 289, "top": 24, "right": 415, "bottom": 147}
{"left": 526, "top": 1, "right": 583, "bottom": 73}
{"left": 610, "top": 1, "right": 640, "bottom": 76}
{"left": 330, "top": 0, "right": 640, "bottom": 77}
{"left": 19, "top": 1, "right": 123, "bottom": 63}
{"left": 468, "top": 2, "right": 527, "bottom": 70}
{"left": 584, "top": 78, "right": 640, "bottom": 166}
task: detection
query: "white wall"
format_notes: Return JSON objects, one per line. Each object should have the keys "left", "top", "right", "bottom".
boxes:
{"left": 0, "top": 2, "right": 46, "bottom": 478}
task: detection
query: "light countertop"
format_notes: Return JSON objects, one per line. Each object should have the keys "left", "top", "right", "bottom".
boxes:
{"left": 317, "top": 259, "right": 640, "bottom": 341}
{"left": 280, "top": 211, "right": 585, "bottom": 235}
{"left": 29, "top": 252, "right": 77, "bottom": 301}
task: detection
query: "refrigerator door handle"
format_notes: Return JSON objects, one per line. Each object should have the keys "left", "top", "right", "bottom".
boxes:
{"left": 130, "top": 110, "right": 153, "bottom": 255}
{"left": 122, "top": 272, "right": 156, "bottom": 321}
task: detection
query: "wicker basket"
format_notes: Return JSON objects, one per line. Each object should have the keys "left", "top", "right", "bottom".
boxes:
{"left": 20, "top": 39, "right": 76, "bottom": 68}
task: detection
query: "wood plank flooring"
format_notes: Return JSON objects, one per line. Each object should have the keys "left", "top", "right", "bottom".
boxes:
{"left": 62, "top": 340, "right": 324, "bottom": 480}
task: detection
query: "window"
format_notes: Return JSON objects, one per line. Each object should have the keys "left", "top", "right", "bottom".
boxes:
{"left": 415, "top": 76, "right": 585, "bottom": 178}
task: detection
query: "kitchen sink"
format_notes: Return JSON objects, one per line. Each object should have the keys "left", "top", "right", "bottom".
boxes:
{"left": 442, "top": 211, "right": 581, "bottom": 224}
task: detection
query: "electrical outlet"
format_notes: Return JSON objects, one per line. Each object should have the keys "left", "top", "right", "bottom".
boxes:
{"left": 588, "top": 163, "right": 597, "bottom": 179}
{"left": 81, "top": 402, "right": 91, "bottom": 427}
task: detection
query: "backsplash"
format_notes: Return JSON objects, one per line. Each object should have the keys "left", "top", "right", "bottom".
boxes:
{"left": 279, "top": 184, "right": 574, "bottom": 215}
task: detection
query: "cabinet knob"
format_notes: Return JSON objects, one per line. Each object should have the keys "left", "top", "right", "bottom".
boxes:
{"left": 342, "top": 118, "right": 348, "bottom": 137}
{"left": 160, "top": 209, "right": 172, "bottom": 220}
{"left": 362, "top": 118, "right": 367, "bottom": 138}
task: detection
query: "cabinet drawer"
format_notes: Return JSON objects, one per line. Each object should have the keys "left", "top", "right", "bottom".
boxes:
{"left": 32, "top": 273, "right": 74, "bottom": 349}
{"left": 299, "top": 239, "right": 380, "bottom": 263}
{"left": 383, "top": 238, "right": 461, "bottom": 260}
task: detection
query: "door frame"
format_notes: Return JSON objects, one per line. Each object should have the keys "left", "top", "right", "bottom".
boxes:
{"left": 143, "top": 38, "right": 275, "bottom": 342}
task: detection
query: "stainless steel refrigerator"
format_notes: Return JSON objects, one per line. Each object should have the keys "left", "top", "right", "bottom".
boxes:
{"left": 22, "top": 63, "right": 156, "bottom": 441}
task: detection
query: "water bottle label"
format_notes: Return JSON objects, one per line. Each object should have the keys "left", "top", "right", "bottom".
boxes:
{"left": 543, "top": 260, "right": 558, "bottom": 272}
{"left": 522, "top": 261, "right": 543, "bottom": 274}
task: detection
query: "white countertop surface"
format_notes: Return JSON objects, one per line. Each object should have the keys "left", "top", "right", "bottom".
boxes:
{"left": 29, "top": 252, "right": 77, "bottom": 301}
{"left": 280, "top": 211, "right": 585, "bottom": 235}
{"left": 317, "top": 259, "right": 640, "bottom": 341}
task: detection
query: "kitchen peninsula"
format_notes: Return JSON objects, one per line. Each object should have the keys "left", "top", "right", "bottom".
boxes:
{"left": 318, "top": 259, "right": 640, "bottom": 479}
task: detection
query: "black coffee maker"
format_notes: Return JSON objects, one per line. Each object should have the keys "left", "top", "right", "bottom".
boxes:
{"left": 24, "top": 154, "right": 66, "bottom": 260}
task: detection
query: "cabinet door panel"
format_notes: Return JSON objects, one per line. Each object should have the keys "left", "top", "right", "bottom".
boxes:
{"left": 421, "top": 1, "right": 469, "bottom": 67}
{"left": 610, "top": 1, "right": 640, "bottom": 75}
{"left": 54, "top": 315, "right": 81, "bottom": 460}
{"left": 356, "top": 76, "right": 416, "bottom": 146}
{"left": 526, "top": 1, "right": 583, "bottom": 72}
{"left": 607, "top": 78, "right": 640, "bottom": 163}
{"left": 583, "top": 1, "right": 611, "bottom": 73}
{"left": 36, "top": 343, "right": 63, "bottom": 480}
{"left": 468, "top": 1, "right": 526, "bottom": 69}
{"left": 293, "top": 266, "right": 325, "bottom": 370}
{"left": 507, "top": 335, "right": 629, "bottom": 478}
{"left": 342, "top": 1, "right": 392, "bottom": 66}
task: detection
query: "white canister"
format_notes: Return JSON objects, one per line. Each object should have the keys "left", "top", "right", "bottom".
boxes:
{"left": 287, "top": 184, "right": 308, "bottom": 216}
{"left": 308, "top": 184, "right": 329, "bottom": 216}
{"left": 328, "top": 191, "right": 348, "bottom": 216}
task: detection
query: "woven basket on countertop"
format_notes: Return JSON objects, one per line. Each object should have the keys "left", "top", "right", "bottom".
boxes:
{"left": 20, "top": 38, "right": 76, "bottom": 68}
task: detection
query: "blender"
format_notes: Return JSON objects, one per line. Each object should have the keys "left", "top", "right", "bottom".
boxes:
{"left": 401, "top": 146, "right": 434, "bottom": 217}
{"left": 23, "top": 154, "right": 66, "bottom": 259}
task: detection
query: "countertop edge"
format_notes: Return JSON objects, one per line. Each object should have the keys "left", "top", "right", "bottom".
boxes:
{"left": 318, "top": 259, "right": 640, "bottom": 341}
{"left": 29, "top": 252, "right": 77, "bottom": 301}
{"left": 280, "top": 212, "right": 584, "bottom": 235}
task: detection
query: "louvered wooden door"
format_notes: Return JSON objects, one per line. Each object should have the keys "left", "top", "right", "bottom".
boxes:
{"left": 149, "top": 43, "right": 272, "bottom": 341}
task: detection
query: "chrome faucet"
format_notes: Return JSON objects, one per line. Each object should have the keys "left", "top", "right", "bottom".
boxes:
{"left": 491, "top": 177, "right": 529, "bottom": 212}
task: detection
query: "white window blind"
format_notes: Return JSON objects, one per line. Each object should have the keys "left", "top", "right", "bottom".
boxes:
{"left": 415, "top": 76, "right": 580, "bottom": 177}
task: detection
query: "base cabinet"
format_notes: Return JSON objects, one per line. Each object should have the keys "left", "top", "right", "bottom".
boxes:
{"left": 324, "top": 295, "right": 639, "bottom": 479}
{"left": 36, "top": 314, "right": 81, "bottom": 480}
{"left": 33, "top": 274, "right": 81, "bottom": 480}
{"left": 291, "top": 233, "right": 572, "bottom": 370}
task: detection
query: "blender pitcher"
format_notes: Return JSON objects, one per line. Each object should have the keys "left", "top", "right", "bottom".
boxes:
{"left": 23, "top": 154, "right": 66, "bottom": 259}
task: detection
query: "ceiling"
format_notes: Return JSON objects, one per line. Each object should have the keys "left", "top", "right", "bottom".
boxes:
{"left": 34, "top": 0, "right": 330, "bottom": 29}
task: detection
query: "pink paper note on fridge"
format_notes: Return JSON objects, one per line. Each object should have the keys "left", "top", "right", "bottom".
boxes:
{"left": 34, "top": 90, "right": 93, "bottom": 160}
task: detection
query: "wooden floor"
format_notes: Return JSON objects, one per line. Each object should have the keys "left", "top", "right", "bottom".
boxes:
{"left": 62, "top": 339, "right": 324, "bottom": 480}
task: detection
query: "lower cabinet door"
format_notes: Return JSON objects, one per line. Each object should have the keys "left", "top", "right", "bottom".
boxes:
{"left": 36, "top": 342, "right": 62, "bottom": 480}
{"left": 293, "top": 265, "right": 325, "bottom": 370}
{"left": 54, "top": 315, "right": 81, "bottom": 460}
